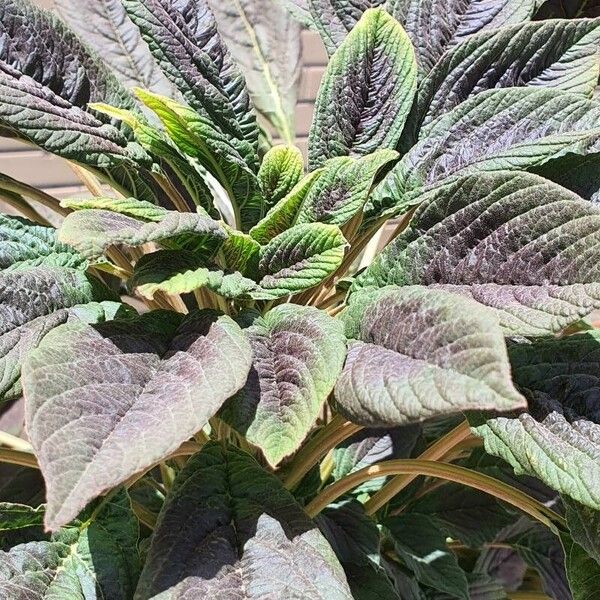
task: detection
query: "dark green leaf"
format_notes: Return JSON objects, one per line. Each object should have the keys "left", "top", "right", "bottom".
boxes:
{"left": 135, "top": 443, "right": 352, "bottom": 598}
{"left": 0, "top": 504, "right": 44, "bottom": 532}
{"left": 22, "top": 310, "right": 252, "bottom": 530}
{"left": 564, "top": 497, "right": 600, "bottom": 565}
{"left": 561, "top": 531, "right": 600, "bottom": 600}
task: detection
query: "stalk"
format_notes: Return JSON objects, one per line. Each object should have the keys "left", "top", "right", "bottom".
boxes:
{"left": 0, "top": 448, "right": 39, "bottom": 469}
{"left": 0, "top": 431, "right": 33, "bottom": 452}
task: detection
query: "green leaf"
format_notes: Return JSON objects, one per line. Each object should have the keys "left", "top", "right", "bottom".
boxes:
{"left": 561, "top": 531, "right": 600, "bottom": 600}
{"left": 385, "top": 514, "right": 469, "bottom": 600}
{"left": 220, "top": 304, "right": 346, "bottom": 466}
{"left": 0, "top": 504, "right": 44, "bottom": 532}
{"left": 475, "top": 331, "right": 600, "bottom": 510}
{"left": 135, "top": 89, "right": 263, "bottom": 231}
{"left": 375, "top": 87, "right": 600, "bottom": 214}
{"left": 221, "top": 224, "right": 261, "bottom": 277}
{"left": 135, "top": 443, "right": 353, "bottom": 598}
{"left": 206, "top": 0, "right": 302, "bottom": 142}
{"left": 258, "top": 144, "right": 304, "bottom": 211}
{"left": 564, "top": 497, "right": 600, "bottom": 565}
{"left": 61, "top": 196, "right": 168, "bottom": 222}
{"left": 250, "top": 169, "right": 323, "bottom": 244}
{"left": 58, "top": 208, "right": 225, "bottom": 260}
{"left": 308, "top": 8, "right": 417, "bottom": 169}
{"left": 22, "top": 310, "right": 252, "bottom": 530}
{"left": 0, "top": 490, "right": 140, "bottom": 599}
{"left": 253, "top": 223, "right": 348, "bottom": 299}
{"left": 358, "top": 171, "right": 600, "bottom": 335}
{"left": 414, "top": 18, "right": 600, "bottom": 138}
{"left": 335, "top": 285, "right": 525, "bottom": 427}
{"left": 296, "top": 150, "right": 398, "bottom": 226}
{"left": 122, "top": 0, "right": 259, "bottom": 155}
{"left": 130, "top": 249, "right": 258, "bottom": 300}
{"left": 55, "top": 0, "right": 174, "bottom": 95}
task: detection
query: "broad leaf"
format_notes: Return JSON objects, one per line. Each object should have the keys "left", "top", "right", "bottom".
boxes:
{"left": 220, "top": 304, "right": 346, "bottom": 466}
{"left": 130, "top": 249, "right": 258, "bottom": 300}
{"left": 296, "top": 150, "right": 398, "bottom": 226}
{"left": 250, "top": 169, "right": 323, "bottom": 244}
{"left": 564, "top": 497, "right": 600, "bottom": 565}
{"left": 0, "top": 490, "right": 140, "bottom": 599}
{"left": 55, "top": 0, "right": 174, "bottom": 95}
{"left": 0, "top": 504, "right": 44, "bottom": 533}
{"left": 474, "top": 331, "right": 600, "bottom": 510}
{"left": 135, "top": 443, "right": 353, "bottom": 599}
{"left": 61, "top": 196, "right": 168, "bottom": 222}
{"left": 308, "top": 8, "right": 417, "bottom": 169}
{"left": 335, "top": 285, "right": 525, "bottom": 427}
{"left": 358, "top": 171, "right": 600, "bottom": 335}
{"left": 206, "top": 0, "right": 302, "bottom": 141}
{"left": 221, "top": 224, "right": 261, "bottom": 277}
{"left": 58, "top": 209, "right": 225, "bottom": 260}
{"left": 253, "top": 223, "right": 348, "bottom": 299}
{"left": 22, "top": 310, "right": 252, "bottom": 529}
{"left": 414, "top": 18, "right": 600, "bottom": 137}
{"left": 561, "top": 532, "right": 600, "bottom": 600}
{"left": 123, "top": 0, "right": 259, "bottom": 156}
{"left": 385, "top": 514, "right": 469, "bottom": 599}
{"left": 258, "top": 144, "right": 304, "bottom": 211}
{"left": 375, "top": 87, "right": 600, "bottom": 213}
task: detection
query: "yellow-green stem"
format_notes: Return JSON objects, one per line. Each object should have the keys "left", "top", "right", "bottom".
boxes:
{"left": 0, "top": 448, "right": 39, "bottom": 469}
{"left": 0, "top": 431, "right": 33, "bottom": 452}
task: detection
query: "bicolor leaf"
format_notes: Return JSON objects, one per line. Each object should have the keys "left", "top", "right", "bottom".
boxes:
{"left": 258, "top": 145, "right": 304, "bottom": 211}
{"left": 22, "top": 310, "right": 252, "bottom": 529}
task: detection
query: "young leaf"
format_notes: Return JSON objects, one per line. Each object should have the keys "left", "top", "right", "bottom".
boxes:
{"left": 58, "top": 209, "right": 225, "bottom": 260}
{"left": 384, "top": 514, "right": 469, "bottom": 599}
{"left": 308, "top": 8, "right": 417, "bottom": 169}
{"left": 258, "top": 144, "right": 304, "bottom": 211}
{"left": 122, "top": 0, "right": 259, "bottom": 155}
{"left": 335, "top": 286, "right": 525, "bottom": 427}
{"left": 375, "top": 87, "right": 600, "bottom": 211}
{"left": 130, "top": 249, "right": 258, "bottom": 300}
{"left": 135, "top": 443, "right": 353, "bottom": 598}
{"left": 358, "top": 171, "right": 600, "bottom": 335}
{"left": 416, "top": 18, "right": 600, "bottom": 133}
{"left": 206, "top": 0, "right": 302, "bottom": 142}
{"left": 55, "top": 0, "right": 174, "bottom": 95}
{"left": 0, "top": 491, "right": 140, "bottom": 599}
{"left": 253, "top": 222, "right": 348, "bottom": 299}
{"left": 22, "top": 310, "right": 252, "bottom": 530}
{"left": 221, "top": 224, "right": 261, "bottom": 277}
{"left": 475, "top": 332, "right": 600, "bottom": 511}
{"left": 296, "top": 149, "right": 398, "bottom": 226}
{"left": 220, "top": 304, "right": 346, "bottom": 466}
{"left": 250, "top": 169, "right": 323, "bottom": 244}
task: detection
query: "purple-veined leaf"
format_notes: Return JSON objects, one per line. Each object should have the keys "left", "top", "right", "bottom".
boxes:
{"left": 335, "top": 285, "right": 525, "bottom": 427}
{"left": 372, "top": 87, "right": 600, "bottom": 219}
{"left": 253, "top": 222, "right": 348, "bottom": 299}
{"left": 58, "top": 209, "right": 225, "bottom": 260}
{"left": 359, "top": 171, "right": 600, "bottom": 335}
{"left": 475, "top": 331, "right": 600, "bottom": 511}
{"left": 122, "top": 0, "right": 259, "bottom": 158}
{"left": 258, "top": 144, "right": 304, "bottom": 211}
{"left": 22, "top": 310, "right": 252, "bottom": 530}
{"left": 206, "top": 0, "right": 302, "bottom": 142}
{"left": 410, "top": 18, "right": 600, "bottom": 144}
{"left": 308, "top": 8, "right": 417, "bottom": 169}
{"left": 220, "top": 304, "right": 346, "bottom": 466}
{"left": 135, "top": 443, "right": 353, "bottom": 599}
{"left": 0, "top": 490, "right": 140, "bottom": 599}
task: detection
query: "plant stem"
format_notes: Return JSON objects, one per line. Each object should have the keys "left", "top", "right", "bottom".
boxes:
{"left": 151, "top": 171, "right": 191, "bottom": 213}
{"left": 364, "top": 420, "right": 471, "bottom": 515}
{"left": 305, "top": 459, "right": 565, "bottom": 533}
{"left": 507, "top": 594, "right": 551, "bottom": 600}
{"left": 0, "top": 431, "right": 33, "bottom": 452}
{"left": 282, "top": 415, "right": 362, "bottom": 490}
{"left": 131, "top": 500, "right": 158, "bottom": 530}
{"left": 69, "top": 163, "right": 106, "bottom": 197}
{"left": 0, "top": 448, "right": 39, "bottom": 469}
{"left": 0, "top": 174, "right": 68, "bottom": 217}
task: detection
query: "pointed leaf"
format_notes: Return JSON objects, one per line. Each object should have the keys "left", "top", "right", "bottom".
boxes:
{"left": 359, "top": 171, "right": 600, "bottom": 335}
{"left": 0, "top": 490, "right": 140, "bottom": 600}
{"left": 135, "top": 443, "right": 352, "bottom": 599}
{"left": 250, "top": 169, "right": 322, "bottom": 244}
{"left": 308, "top": 8, "right": 417, "bottom": 169}
{"left": 253, "top": 223, "right": 348, "bottom": 299}
{"left": 220, "top": 304, "right": 346, "bottom": 466}
{"left": 258, "top": 144, "right": 304, "bottom": 211}
{"left": 564, "top": 497, "right": 600, "bottom": 565}
{"left": 221, "top": 225, "right": 261, "bottom": 276}
{"left": 123, "top": 0, "right": 259, "bottom": 156}
{"left": 335, "top": 286, "right": 525, "bottom": 427}
{"left": 58, "top": 209, "right": 225, "bottom": 260}
{"left": 55, "top": 0, "right": 174, "bottom": 95}
{"left": 22, "top": 310, "right": 252, "bottom": 530}
{"left": 206, "top": 0, "right": 302, "bottom": 141}
{"left": 131, "top": 249, "right": 258, "bottom": 300}
{"left": 561, "top": 531, "right": 600, "bottom": 600}
{"left": 296, "top": 150, "right": 397, "bottom": 226}
{"left": 61, "top": 196, "right": 168, "bottom": 222}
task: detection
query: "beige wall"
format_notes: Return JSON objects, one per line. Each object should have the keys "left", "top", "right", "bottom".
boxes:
{"left": 0, "top": 1, "right": 327, "bottom": 196}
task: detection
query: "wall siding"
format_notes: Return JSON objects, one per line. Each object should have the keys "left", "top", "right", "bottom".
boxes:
{"left": 0, "top": 2, "right": 327, "bottom": 196}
